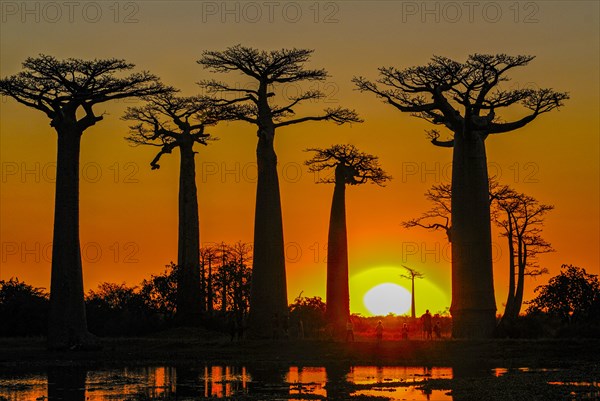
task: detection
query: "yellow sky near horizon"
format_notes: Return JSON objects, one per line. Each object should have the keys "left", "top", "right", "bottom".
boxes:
{"left": 1, "top": 1, "right": 598, "bottom": 316}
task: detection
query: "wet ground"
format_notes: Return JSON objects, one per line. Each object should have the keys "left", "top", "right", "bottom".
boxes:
{"left": 1, "top": 364, "right": 598, "bottom": 400}
{"left": 0, "top": 334, "right": 598, "bottom": 400}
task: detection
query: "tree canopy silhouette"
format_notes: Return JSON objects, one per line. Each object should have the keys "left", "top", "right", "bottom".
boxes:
{"left": 491, "top": 184, "right": 554, "bottom": 326}
{"left": 123, "top": 92, "right": 232, "bottom": 323}
{"left": 527, "top": 265, "right": 600, "bottom": 324}
{"left": 402, "top": 183, "right": 452, "bottom": 242}
{"left": 355, "top": 54, "right": 568, "bottom": 338}
{"left": 0, "top": 55, "right": 169, "bottom": 349}
{"left": 400, "top": 265, "right": 425, "bottom": 319}
{"left": 305, "top": 144, "right": 390, "bottom": 335}
{"left": 198, "top": 45, "right": 361, "bottom": 337}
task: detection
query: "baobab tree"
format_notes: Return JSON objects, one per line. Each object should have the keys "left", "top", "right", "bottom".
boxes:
{"left": 403, "top": 183, "right": 452, "bottom": 242}
{"left": 405, "top": 180, "right": 554, "bottom": 331}
{"left": 198, "top": 45, "right": 361, "bottom": 337}
{"left": 200, "top": 245, "right": 220, "bottom": 315}
{"left": 355, "top": 54, "right": 568, "bottom": 337}
{"left": 400, "top": 265, "right": 425, "bottom": 319}
{"left": 305, "top": 144, "right": 390, "bottom": 335}
{"left": 0, "top": 55, "right": 168, "bottom": 349}
{"left": 123, "top": 93, "right": 230, "bottom": 323}
{"left": 492, "top": 185, "right": 554, "bottom": 326}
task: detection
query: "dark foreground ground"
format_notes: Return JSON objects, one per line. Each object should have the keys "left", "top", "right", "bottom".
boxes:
{"left": 0, "top": 329, "right": 598, "bottom": 400}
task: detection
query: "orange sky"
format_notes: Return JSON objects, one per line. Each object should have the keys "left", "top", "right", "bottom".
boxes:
{"left": 1, "top": 1, "right": 598, "bottom": 316}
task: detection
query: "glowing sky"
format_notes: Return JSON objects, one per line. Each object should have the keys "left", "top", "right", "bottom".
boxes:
{"left": 1, "top": 1, "right": 598, "bottom": 316}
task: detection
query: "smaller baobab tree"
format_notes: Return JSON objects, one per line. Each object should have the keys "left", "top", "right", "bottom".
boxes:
{"left": 491, "top": 183, "right": 554, "bottom": 327}
{"left": 400, "top": 265, "right": 425, "bottom": 319}
{"left": 200, "top": 245, "right": 220, "bottom": 315}
{"left": 0, "top": 55, "right": 168, "bottom": 349}
{"left": 305, "top": 144, "right": 391, "bottom": 335}
{"left": 123, "top": 93, "right": 232, "bottom": 324}
{"left": 402, "top": 183, "right": 452, "bottom": 242}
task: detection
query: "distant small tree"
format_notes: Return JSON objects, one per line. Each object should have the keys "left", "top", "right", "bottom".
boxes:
{"left": 527, "top": 265, "right": 600, "bottom": 323}
{"left": 85, "top": 282, "right": 149, "bottom": 336}
{"left": 140, "top": 262, "right": 178, "bottom": 318}
{"left": 200, "top": 245, "right": 220, "bottom": 315}
{"left": 0, "top": 278, "right": 49, "bottom": 336}
{"left": 400, "top": 265, "right": 425, "bottom": 319}
{"left": 289, "top": 295, "right": 327, "bottom": 338}
{"left": 305, "top": 144, "right": 390, "bottom": 335}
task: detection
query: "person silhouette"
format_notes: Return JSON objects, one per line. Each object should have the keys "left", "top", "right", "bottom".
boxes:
{"left": 375, "top": 320, "right": 384, "bottom": 342}
{"left": 345, "top": 318, "right": 354, "bottom": 342}
{"left": 421, "top": 310, "right": 433, "bottom": 340}
{"left": 401, "top": 323, "right": 409, "bottom": 340}
{"left": 434, "top": 321, "right": 442, "bottom": 339}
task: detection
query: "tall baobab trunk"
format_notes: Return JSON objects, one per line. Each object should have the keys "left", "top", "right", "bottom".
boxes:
{"left": 325, "top": 164, "right": 350, "bottom": 334}
{"left": 48, "top": 124, "right": 90, "bottom": 349}
{"left": 410, "top": 278, "right": 416, "bottom": 319}
{"left": 176, "top": 138, "right": 202, "bottom": 323}
{"left": 450, "top": 131, "right": 496, "bottom": 338}
{"left": 247, "top": 124, "right": 288, "bottom": 337}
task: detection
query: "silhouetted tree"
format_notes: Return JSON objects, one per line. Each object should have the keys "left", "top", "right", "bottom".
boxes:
{"left": 0, "top": 278, "right": 49, "bottom": 336}
{"left": 198, "top": 45, "right": 361, "bottom": 337}
{"left": 85, "top": 282, "right": 151, "bottom": 335}
{"left": 289, "top": 295, "right": 327, "bottom": 338}
{"left": 225, "top": 241, "right": 253, "bottom": 320}
{"left": 305, "top": 144, "right": 389, "bottom": 335}
{"left": 140, "top": 262, "right": 178, "bottom": 318}
{"left": 200, "top": 246, "right": 219, "bottom": 315}
{"left": 527, "top": 265, "right": 600, "bottom": 323}
{"left": 400, "top": 265, "right": 425, "bottom": 319}
{"left": 124, "top": 93, "right": 230, "bottom": 323}
{"left": 491, "top": 185, "right": 553, "bottom": 324}
{"left": 355, "top": 54, "right": 568, "bottom": 337}
{"left": 0, "top": 55, "right": 168, "bottom": 348}
{"left": 402, "top": 183, "right": 452, "bottom": 241}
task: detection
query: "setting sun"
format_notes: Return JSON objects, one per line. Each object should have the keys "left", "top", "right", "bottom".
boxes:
{"left": 363, "top": 283, "right": 411, "bottom": 316}
{"left": 349, "top": 267, "right": 451, "bottom": 317}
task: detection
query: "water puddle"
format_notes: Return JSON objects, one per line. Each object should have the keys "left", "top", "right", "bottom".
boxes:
{"left": 0, "top": 365, "right": 451, "bottom": 401}
{"left": 0, "top": 365, "right": 596, "bottom": 400}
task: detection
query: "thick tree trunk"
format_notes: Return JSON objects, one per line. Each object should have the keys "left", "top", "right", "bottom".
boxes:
{"left": 325, "top": 165, "right": 350, "bottom": 335}
{"left": 47, "top": 125, "right": 91, "bottom": 349}
{"left": 247, "top": 126, "right": 288, "bottom": 337}
{"left": 450, "top": 131, "right": 497, "bottom": 338}
{"left": 176, "top": 141, "right": 202, "bottom": 323}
